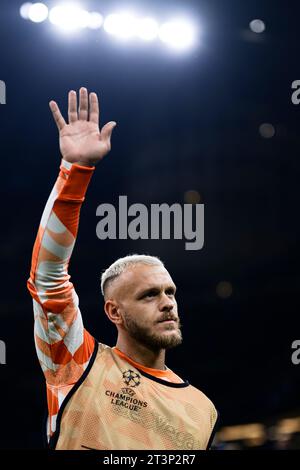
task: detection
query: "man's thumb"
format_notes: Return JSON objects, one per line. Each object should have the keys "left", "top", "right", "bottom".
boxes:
{"left": 101, "top": 121, "right": 117, "bottom": 142}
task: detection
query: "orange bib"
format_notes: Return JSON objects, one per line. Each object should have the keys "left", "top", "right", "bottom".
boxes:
{"left": 51, "top": 342, "right": 218, "bottom": 450}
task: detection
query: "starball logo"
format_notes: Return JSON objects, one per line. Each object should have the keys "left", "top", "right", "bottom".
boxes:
{"left": 0, "top": 80, "right": 6, "bottom": 104}
{"left": 122, "top": 370, "right": 141, "bottom": 388}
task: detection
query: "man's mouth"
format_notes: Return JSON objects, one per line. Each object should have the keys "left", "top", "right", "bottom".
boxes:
{"left": 158, "top": 318, "right": 177, "bottom": 324}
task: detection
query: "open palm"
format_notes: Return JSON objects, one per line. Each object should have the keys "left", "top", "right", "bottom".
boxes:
{"left": 49, "top": 88, "right": 116, "bottom": 166}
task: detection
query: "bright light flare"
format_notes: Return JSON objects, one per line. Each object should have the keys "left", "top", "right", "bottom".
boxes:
{"left": 20, "top": 3, "right": 33, "bottom": 19}
{"left": 136, "top": 17, "right": 159, "bottom": 41}
{"left": 87, "top": 12, "right": 103, "bottom": 30}
{"left": 28, "top": 3, "right": 48, "bottom": 23}
{"left": 20, "top": 4, "right": 199, "bottom": 52}
{"left": 49, "top": 5, "right": 90, "bottom": 32}
{"left": 159, "top": 19, "right": 196, "bottom": 50}
{"left": 104, "top": 13, "right": 138, "bottom": 39}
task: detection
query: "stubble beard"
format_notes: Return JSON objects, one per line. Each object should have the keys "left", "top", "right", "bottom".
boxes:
{"left": 123, "top": 312, "right": 183, "bottom": 351}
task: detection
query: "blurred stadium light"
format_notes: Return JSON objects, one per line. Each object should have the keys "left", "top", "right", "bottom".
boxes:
{"left": 218, "top": 423, "right": 266, "bottom": 443}
{"left": 20, "top": 2, "right": 198, "bottom": 50}
{"left": 87, "top": 12, "right": 104, "bottom": 30}
{"left": 249, "top": 19, "right": 266, "bottom": 33}
{"left": 216, "top": 416, "right": 300, "bottom": 450}
{"left": 28, "top": 2, "right": 48, "bottom": 23}
{"left": 259, "top": 123, "right": 275, "bottom": 138}
{"left": 216, "top": 281, "right": 233, "bottom": 299}
{"left": 159, "top": 19, "right": 196, "bottom": 50}
{"left": 184, "top": 190, "right": 202, "bottom": 204}
{"left": 48, "top": 4, "right": 90, "bottom": 32}
{"left": 136, "top": 17, "right": 159, "bottom": 41}
{"left": 103, "top": 12, "right": 138, "bottom": 40}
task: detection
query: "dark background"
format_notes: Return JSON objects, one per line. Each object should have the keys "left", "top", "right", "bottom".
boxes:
{"left": 0, "top": 0, "right": 299, "bottom": 448}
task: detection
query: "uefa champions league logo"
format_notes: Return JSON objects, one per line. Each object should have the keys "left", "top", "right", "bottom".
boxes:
{"left": 122, "top": 370, "right": 141, "bottom": 388}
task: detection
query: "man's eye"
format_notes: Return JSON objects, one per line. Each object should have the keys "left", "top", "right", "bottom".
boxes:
{"left": 166, "top": 290, "right": 175, "bottom": 296}
{"left": 146, "top": 291, "right": 157, "bottom": 297}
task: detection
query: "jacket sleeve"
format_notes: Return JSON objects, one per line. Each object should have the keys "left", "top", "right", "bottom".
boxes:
{"left": 27, "top": 159, "right": 96, "bottom": 388}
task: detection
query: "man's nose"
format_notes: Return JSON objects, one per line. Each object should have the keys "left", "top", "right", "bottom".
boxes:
{"left": 159, "top": 294, "right": 175, "bottom": 312}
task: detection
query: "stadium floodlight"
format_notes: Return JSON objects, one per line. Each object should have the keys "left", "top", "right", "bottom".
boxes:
{"left": 159, "top": 19, "right": 196, "bottom": 50}
{"left": 87, "top": 12, "right": 104, "bottom": 30}
{"left": 28, "top": 3, "right": 48, "bottom": 23}
{"left": 20, "top": 3, "right": 199, "bottom": 52}
{"left": 103, "top": 13, "right": 138, "bottom": 39}
{"left": 136, "top": 17, "right": 159, "bottom": 41}
{"left": 49, "top": 4, "right": 90, "bottom": 32}
{"left": 20, "top": 3, "right": 33, "bottom": 19}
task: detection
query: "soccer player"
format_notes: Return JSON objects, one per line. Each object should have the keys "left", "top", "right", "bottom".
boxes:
{"left": 27, "top": 88, "right": 218, "bottom": 450}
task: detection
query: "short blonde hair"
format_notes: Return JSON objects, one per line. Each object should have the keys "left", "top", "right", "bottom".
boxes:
{"left": 101, "top": 254, "right": 164, "bottom": 298}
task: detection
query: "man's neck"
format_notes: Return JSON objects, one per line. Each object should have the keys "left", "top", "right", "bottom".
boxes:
{"left": 115, "top": 338, "right": 166, "bottom": 371}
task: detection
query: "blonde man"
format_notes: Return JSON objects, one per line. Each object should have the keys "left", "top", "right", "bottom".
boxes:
{"left": 27, "top": 88, "right": 218, "bottom": 450}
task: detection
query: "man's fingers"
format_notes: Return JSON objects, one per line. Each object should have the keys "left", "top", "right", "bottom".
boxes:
{"left": 49, "top": 101, "right": 66, "bottom": 131}
{"left": 68, "top": 90, "right": 78, "bottom": 123}
{"left": 79, "top": 87, "right": 88, "bottom": 120}
{"left": 89, "top": 92, "right": 99, "bottom": 124}
{"left": 101, "top": 121, "right": 117, "bottom": 144}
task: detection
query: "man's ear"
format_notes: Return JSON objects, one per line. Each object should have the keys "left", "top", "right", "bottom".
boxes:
{"left": 104, "top": 299, "right": 123, "bottom": 325}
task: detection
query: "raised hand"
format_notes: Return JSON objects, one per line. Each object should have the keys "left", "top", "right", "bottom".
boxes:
{"left": 49, "top": 88, "right": 116, "bottom": 167}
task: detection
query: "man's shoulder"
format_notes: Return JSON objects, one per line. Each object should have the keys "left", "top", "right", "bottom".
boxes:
{"left": 187, "top": 382, "right": 217, "bottom": 410}
{"left": 97, "top": 342, "right": 111, "bottom": 352}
